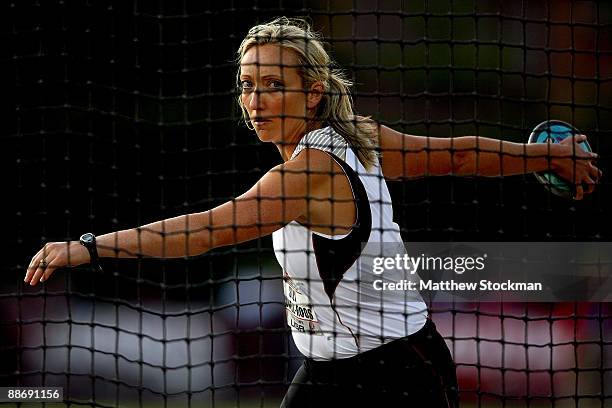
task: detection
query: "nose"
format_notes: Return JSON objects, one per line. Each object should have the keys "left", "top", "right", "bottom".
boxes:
{"left": 247, "top": 88, "right": 264, "bottom": 112}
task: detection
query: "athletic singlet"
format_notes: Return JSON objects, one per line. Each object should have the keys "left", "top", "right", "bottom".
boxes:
{"left": 272, "top": 126, "right": 428, "bottom": 361}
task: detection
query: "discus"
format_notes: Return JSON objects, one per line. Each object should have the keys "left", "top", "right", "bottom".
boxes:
{"left": 528, "top": 120, "right": 592, "bottom": 198}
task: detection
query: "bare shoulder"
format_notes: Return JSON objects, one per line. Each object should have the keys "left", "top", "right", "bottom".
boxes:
{"left": 285, "top": 147, "right": 351, "bottom": 197}
{"left": 287, "top": 147, "right": 355, "bottom": 232}
{"left": 285, "top": 147, "right": 345, "bottom": 175}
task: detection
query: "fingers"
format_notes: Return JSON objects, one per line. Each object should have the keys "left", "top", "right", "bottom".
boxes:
{"left": 25, "top": 244, "right": 55, "bottom": 286}
{"left": 561, "top": 133, "right": 587, "bottom": 145}
{"left": 588, "top": 151, "right": 598, "bottom": 160}
{"left": 589, "top": 163, "right": 602, "bottom": 182}
{"left": 29, "top": 262, "right": 45, "bottom": 286}
{"left": 581, "top": 164, "right": 602, "bottom": 197}
{"left": 25, "top": 262, "right": 41, "bottom": 286}
{"left": 41, "top": 265, "right": 56, "bottom": 283}
{"left": 570, "top": 153, "right": 601, "bottom": 199}
{"left": 575, "top": 134, "right": 588, "bottom": 143}
{"left": 25, "top": 257, "right": 53, "bottom": 286}
{"left": 24, "top": 259, "right": 37, "bottom": 284}
{"left": 25, "top": 249, "right": 46, "bottom": 285}
{"left": 574, "top": 184, "right": 584, "bottom": 201}
{"left": 583, "top": 176, "right": 597, "bottom": 195}
{"left": 574, "top": 165, "right": 600, "bottom": 198}
{"left": 571, "top": 166, "right": 600, "bottom": 199}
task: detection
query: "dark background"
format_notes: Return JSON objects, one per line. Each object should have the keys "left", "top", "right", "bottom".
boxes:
{"left": 1, "top": 0, "right": 611, "bottom": 406}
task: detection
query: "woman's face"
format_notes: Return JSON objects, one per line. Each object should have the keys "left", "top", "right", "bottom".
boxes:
{"left": 240, "top": 44, "right": 315, "bottom": 144}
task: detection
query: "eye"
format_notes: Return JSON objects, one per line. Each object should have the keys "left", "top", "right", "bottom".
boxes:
{"left": 240, "top": 80, "right": 253, "bottom": 92}
{"left": 269, "top": 80, "right": 284, "bottom": 90}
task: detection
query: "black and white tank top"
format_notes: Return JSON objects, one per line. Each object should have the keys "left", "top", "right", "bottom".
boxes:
{"left": 272, "top": 126, "right": 427, "bottom": 360}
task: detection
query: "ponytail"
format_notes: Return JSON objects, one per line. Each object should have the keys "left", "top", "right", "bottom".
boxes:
{"left": 319, "top": 69, "right": 378, "bottom": 169}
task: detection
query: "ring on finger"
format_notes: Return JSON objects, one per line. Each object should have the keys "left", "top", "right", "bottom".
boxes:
{"left": 39, "top": 259, "right": 48, "bottom": 269}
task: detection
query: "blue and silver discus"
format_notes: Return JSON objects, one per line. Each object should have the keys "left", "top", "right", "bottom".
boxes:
{"left": 527, "top": 120, "right": 592, "bottom": 198}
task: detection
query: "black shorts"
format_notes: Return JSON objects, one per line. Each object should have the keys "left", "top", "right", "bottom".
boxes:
{"left": 281, "top": 319, "right": 459, "bottom": 408}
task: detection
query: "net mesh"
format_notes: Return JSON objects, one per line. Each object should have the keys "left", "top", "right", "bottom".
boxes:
{"left": 2, "top": 0, "right": 611, "bottom": 407}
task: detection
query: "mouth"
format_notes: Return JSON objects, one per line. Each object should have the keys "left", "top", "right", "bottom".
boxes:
{"left": 253, "top": 118, "right": 272, "bottom": 126}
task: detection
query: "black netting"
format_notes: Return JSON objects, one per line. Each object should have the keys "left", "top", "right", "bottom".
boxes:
{"left": 2, "top": 1, "right": 611, "bottom": 407}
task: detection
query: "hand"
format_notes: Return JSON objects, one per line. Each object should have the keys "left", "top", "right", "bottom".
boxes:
{"left": 553, "top": 134, "right": 602, "bottom": 200}
{"left": 24, "top": 241, "right": 90, "bottom": 286}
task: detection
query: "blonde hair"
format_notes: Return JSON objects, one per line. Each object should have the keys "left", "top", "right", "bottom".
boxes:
{"left": 236, "top": 17, "right": 379, "bottom": 169}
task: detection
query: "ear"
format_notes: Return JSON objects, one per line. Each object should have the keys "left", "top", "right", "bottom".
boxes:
{"left": 306, "top": 82, "right": 324, "bottom": 110}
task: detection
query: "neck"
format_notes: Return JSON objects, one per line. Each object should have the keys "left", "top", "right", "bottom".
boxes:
{"left": 277, "top": 139, "right": 299, "bottom": 162}
{"left": 277, "top": 121, "right": 323, "bottom": 161}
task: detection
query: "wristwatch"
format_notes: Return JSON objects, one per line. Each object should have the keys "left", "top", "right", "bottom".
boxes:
{"left": 79, "top": 232, "right": 102, "bottom": 269}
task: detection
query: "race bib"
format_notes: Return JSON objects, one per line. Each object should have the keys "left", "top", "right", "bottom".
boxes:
{"left": 283, "top": 273, "right": 323, "bottom": 335}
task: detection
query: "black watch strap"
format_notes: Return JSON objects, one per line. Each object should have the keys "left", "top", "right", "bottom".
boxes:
{"left": 79, "top": 232, "right": 101, "bottom": 268}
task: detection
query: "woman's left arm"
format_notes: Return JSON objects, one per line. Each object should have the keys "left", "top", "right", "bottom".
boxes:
{"left": 379, "top": 125, "right": 602, "bottom": 200}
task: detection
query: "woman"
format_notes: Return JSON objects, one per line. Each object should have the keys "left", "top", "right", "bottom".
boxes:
{"left": 25, "top": 17, "right": 600, "bottom": 407}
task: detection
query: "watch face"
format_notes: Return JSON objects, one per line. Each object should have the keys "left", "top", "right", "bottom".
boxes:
{"left": 81, "top": 233, "right": 95, "bottom": 244}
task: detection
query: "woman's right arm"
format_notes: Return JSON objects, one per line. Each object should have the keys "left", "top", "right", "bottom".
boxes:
{"left": 24, "top": 153, "right": 335, "bottom": 286}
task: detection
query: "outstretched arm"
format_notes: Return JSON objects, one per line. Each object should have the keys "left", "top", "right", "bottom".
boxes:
{"left": 24, "top": 156, "right": 330, "bottom": 285}
{"left": 379, "top": 125, "right": 601, "bottom": 198}
{"left": 93, "top": 157, "right": 312, "bottom": 259}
